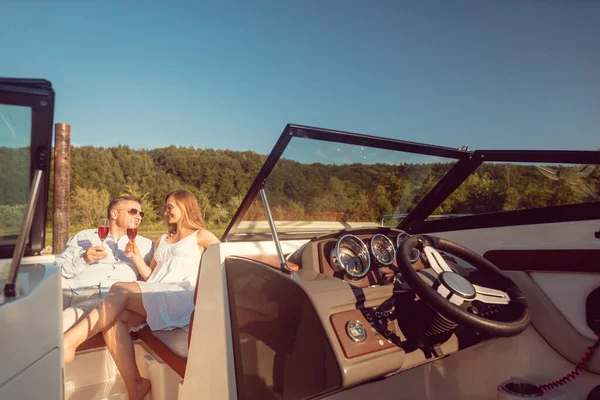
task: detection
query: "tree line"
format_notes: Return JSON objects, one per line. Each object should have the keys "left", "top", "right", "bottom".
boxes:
{"left": 0, "top": 145, "right": 598, "bottom": 236}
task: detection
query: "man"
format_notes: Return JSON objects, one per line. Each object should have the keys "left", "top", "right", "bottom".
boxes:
{"left": 56, "top": 195, "right": 154, "bottom": 332}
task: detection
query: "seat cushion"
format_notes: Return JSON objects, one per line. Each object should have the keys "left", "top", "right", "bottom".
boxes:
{"left": 151, "top": 328, "right": 189, "bottom": 359}
{"left": 137, "top": 326, "right": 188, "bottom": 378}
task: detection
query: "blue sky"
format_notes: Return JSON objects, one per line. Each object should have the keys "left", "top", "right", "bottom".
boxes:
{"left": 1, "top": 0, "right": 599, "bottom": 154}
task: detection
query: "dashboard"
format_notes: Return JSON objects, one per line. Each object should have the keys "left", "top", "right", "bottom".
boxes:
{"left": 228, "top": 227, "right": 524, "bottom": 398}
{"left": 287, "top": 227, "right": 513, "bottom": 329}
{"left": 312, "top": 229, "right": 424, "bottom": 288}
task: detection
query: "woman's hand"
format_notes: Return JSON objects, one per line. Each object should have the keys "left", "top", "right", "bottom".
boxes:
{"left": 126, "top": 238, "right": 157, "bottom": 281}
{"left": 125, "top": 240, "right": 142, "bottom": 261}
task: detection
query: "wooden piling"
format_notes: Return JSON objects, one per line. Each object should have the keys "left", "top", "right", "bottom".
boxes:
{"left": 52, "top": 123, "right": 70, "bottom": 254}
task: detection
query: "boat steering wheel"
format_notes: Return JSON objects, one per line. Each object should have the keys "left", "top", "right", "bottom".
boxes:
{"left": 397, "top": 235, "right": 530, "bottom": 336}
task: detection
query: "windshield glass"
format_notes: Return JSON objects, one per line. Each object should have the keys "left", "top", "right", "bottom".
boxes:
{"left": 433, "top": 161, "right": 600, "bottom": 219}
{"left": 0, "top": 104, "right": 32, "bottom": 248}
{"left": 236, "top": 136, "right": 457, "bottom": 235}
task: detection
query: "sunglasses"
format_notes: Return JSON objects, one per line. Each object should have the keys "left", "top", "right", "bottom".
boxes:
{"left": 118, "top": 208, "right": 145, "bottom": 218}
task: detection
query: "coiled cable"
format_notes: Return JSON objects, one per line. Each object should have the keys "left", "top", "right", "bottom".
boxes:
{"left": 539, "top": 333, "right": 600, "bottom": 391}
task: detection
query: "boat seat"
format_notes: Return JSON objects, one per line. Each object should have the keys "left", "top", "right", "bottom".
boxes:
{"left": 137, "top": 326, "right": 187, "bottom": 378}
{"left": 134, "top": 253, "right": 204, "bottom": 379}
{"left": 74, "top": 254, "right": 297, "bottom": 379}
{"left": 74, "top": 315, "right": 192, "bottom": 378}
{"left": 137, "top": 255, "right": 298, "bottom": 378}
{"left": 76, "top": 327, "right": 188, "bottom": 378}
{"left": 148, "top": 328, "right": 189, "bottom": 359}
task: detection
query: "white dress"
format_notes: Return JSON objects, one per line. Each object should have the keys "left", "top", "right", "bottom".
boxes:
{"left": 136, "top": 230, "right": 201, "bottom": 331}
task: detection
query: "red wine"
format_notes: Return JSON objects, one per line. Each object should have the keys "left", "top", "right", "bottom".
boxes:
{"left": 127, "top": 227, "right": 138, "bottom": 240}
{"left": 98, "top": 226, "right": 109, "bottom": 241}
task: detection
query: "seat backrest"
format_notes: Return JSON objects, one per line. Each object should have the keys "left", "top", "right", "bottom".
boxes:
{"left": 187, "top": 250, "right": 300, "bottom": 348}
{"left": 188, "top": 263, "right": 201, "bottom": 348}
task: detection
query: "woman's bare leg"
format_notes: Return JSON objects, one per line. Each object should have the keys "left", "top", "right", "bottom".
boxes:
{"left": 103, "top": 311, "right": 150, "bottom": 400}
{"left": 63, "top": 282, "right": 146, "bottom": 363}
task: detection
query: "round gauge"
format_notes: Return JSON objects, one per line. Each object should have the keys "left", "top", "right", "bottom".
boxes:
{"left": 369, "top": 234, "right": 396, "bottom": 266}
{"left": 345, "top": 320, "right": 367, "bottom": 342}
{"left": 330, "top": 234, "right": 371, "bottom": 279}
{"left": 396, "top": 232, "right": 421, "bottom": 263}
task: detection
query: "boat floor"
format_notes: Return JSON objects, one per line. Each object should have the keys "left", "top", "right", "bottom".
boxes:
{"left": 65, "top": 379, "right": 128, "bottom": 400}
{"left": 64, "top": 342, "right": 182, "bottom": 400}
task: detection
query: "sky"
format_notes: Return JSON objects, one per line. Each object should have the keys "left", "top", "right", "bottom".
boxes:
{"left": 1, "top": 0, "right": 599, "bottom": 155}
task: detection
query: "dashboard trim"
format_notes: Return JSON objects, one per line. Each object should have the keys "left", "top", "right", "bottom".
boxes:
{"left": 331, "top": 309, "right": 398, "bottom": 359}
{"left": 483, "top": 249, "right": 600, "bottom": 273}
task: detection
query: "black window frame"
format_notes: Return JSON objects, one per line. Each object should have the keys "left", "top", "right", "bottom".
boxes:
{"left": 222, "top": 123, "right": 471, "bottom": 242}
{"left": 402, "top": 149, "right": 600, "bottom": 234}
{"left": 0, "top": 78, "right": 55, "bottom": 258}
{"left": 223, "top": 124, "right": 600, "bottom": 242}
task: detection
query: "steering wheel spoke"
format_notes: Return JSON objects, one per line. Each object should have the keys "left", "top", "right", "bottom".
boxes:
{"left": 423, "top": 246, "right": 454, "bottom": 275}
{"left": 472, "top": 285, "right": 511, "bottom": 305}
{"left": 436, "top": 283, "right": 467, "bottom": 306}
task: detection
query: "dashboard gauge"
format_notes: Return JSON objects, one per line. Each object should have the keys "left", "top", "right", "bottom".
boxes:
{"left": 330, "top": 234, "right": 371, "bottom": 279}
{"left": 396, "top": 232, "right": 421, "bottom": 263}
{"left": 369, "top": 234, "right": 396, "bottom": 266}
{"left": 345, "top": 320, "right": 367, "bottom": 342}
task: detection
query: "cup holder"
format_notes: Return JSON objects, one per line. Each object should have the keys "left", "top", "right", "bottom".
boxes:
{"left": 498, "top": 380, "right": 544, "bottom": 398}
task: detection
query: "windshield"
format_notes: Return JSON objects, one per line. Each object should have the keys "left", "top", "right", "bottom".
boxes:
{"left": 235, "top": 135, "right": 458, "bottom": 236}
{"left": 0, "top": 104, "right": 32, "bottom": 248}
{"left": 433, "top": 161, "right": 600, "bottom": 218}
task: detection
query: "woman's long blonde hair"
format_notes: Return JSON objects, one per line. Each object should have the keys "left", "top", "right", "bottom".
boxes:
{"left": 166, "top": 189, "right": 207, "bottom": 234}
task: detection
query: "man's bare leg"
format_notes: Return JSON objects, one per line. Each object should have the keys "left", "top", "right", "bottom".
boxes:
{"left": 63, "top": 296, "right": 102, "bottom": 333}
{"left": 63, "top": 282, "right": 146, "bottom": 363}
{"left": 61, "top": 277, "right": 74, "bottom": 310}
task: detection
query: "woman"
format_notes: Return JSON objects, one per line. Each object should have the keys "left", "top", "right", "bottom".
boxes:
{"left": 63, "top": 189, "right": 220, "bottom": 400}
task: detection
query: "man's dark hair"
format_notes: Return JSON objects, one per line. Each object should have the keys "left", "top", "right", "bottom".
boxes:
{"left": 107, "top": 196, "right": 143, "bottom": 218}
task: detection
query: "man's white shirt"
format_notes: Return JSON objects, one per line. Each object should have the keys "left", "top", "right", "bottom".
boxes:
{"left": 55, "top": 228, "right": 154, "bottom": 294}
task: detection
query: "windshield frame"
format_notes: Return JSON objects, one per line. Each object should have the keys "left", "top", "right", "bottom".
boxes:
{"left": 407, "top": 148, "right": 600, "bottom": 235}
{"left": 0, "top": 79, "right": 54, "bottom": 258}
{"left": 221, "top": 124, "right": 472, "bottom": 242}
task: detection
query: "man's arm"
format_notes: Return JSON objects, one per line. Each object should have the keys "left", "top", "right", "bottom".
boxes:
{"left": 55, "top": 231, "right": 104, "bottom": 278}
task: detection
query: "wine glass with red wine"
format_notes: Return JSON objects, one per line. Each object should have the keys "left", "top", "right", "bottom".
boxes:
{"left": 127, "top": 220, "right": 137, "bottom": 241}
{"left": 98, "top": 218, "right": 109, "bottom": 245}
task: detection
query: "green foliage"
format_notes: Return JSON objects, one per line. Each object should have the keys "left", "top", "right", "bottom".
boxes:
{"left": 70, "top": 186, "right": 111, "bottom": 229}
{"left": 62, "top": 146, "right": 269, "bottom": 229}
{"left": 119, "top": 182, "right": 161, "bottom": 224}
{"left": 0, "top": 204, "right": 25, "bottom": 236}
{"left": 436, "top": 163, "right": 599, "bottom": 216}
{"left": 0, "top": 147, "right": 29, "bottom": 206}
{"left": 3, "top": 145, "right": 599, "bottom": 239}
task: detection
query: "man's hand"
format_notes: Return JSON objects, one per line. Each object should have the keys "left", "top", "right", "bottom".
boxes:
{"left": 83, "top": 246, "right": 107, "bottom": 264}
